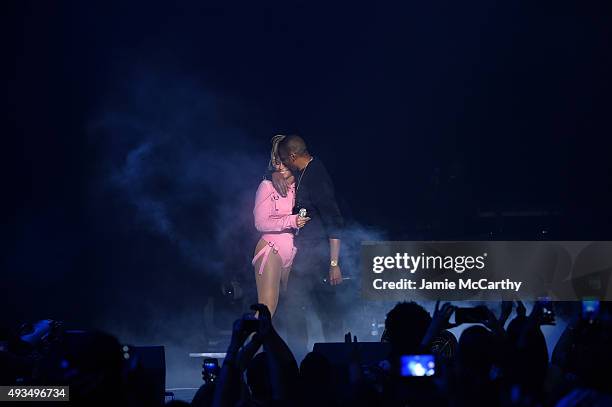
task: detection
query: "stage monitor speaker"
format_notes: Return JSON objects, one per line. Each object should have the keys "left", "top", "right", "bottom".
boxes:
{"left": 128, "top": 345, "right": 166, "bottom": 407}
{"left": 312, "top": 342, "right": 391, "bottom": 401}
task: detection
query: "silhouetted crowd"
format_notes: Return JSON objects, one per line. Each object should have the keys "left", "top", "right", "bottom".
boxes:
{"left": 1, "top": 300, "right": 611, "bottom": 406}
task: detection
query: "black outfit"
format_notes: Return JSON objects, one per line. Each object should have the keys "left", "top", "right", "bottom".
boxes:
{"left": 278, "top": 156, "right": 344, "bottom": 358}
{"left": 292, "top": 156, "right": 343, "bottom": 243}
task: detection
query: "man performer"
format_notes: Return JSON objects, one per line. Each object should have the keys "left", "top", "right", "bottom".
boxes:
{"left": 271, "top": 134, "right": 344, "bottom": 357}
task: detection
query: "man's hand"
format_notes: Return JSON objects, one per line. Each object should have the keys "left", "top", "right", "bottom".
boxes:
{"left": 329, "top": 265, "right": 342, "bottom": 285}
{"left": 271, "top": 171, "right": 289, "bottom": 197}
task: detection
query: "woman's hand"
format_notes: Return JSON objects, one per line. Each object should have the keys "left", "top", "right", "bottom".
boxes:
{"left": 296, "top": 216, "right": 311, "bottom": 228}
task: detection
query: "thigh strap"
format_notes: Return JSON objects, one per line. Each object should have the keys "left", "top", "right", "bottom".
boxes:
{"left": 252, "top": 240, "right": 279, "bottom": 275}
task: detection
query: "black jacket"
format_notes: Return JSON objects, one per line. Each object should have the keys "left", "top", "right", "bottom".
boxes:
{"left": 292, "top": 156, "right": 344, "bottom": 245}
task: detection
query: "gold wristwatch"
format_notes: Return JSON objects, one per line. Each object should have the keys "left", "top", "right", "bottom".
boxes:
{"left": 330, "top": 259, "right": 338, "bottom": 267}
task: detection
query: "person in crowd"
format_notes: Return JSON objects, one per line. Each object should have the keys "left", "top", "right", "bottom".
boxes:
{"left": 297, "top": 351, "right": 338, "bottom": 407}
{"left": 212, "top": 303, "right": 298, "bottom": 407}
{"left": 5, "top": 299, "right": 612, "bottom": 406}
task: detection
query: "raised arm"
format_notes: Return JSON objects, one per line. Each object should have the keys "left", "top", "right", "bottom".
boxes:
{"left": 251, "top": 303, "right": 299, "bottom": 403}
{"left": 212, "top": 316, "right": 257, "bottom": 407}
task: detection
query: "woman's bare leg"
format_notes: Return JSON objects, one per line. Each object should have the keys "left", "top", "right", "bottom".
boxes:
{"left": 253, "top": 238, "right": 283, "bottom": 317}
{"left": 280, "top": 267, "right": 291, "bottom": 293}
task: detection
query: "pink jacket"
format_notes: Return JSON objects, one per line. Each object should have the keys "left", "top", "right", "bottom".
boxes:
{"left": 253, "top": 180, "right": 298, "bottom": 232}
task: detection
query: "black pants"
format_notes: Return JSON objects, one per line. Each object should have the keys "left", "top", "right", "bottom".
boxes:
{"left": 278, "top": 240, "right": 344, "bottom": 359}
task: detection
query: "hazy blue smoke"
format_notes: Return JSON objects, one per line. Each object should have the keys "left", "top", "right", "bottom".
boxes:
{"left": 86, "top": 69, "right": 568, "bottom": 394}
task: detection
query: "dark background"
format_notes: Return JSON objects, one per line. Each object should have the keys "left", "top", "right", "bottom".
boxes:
{"left": 4, "top": 1, "right": 612, "bottom": 342}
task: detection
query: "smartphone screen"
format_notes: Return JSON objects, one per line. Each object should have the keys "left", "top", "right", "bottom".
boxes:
{"left": 538, "top": 297, "right": 552, "bottom": 312}
{"left": 582, "top": 299, "right": 600, "bottom": 321}
{"left": 204, "top": 361, "right": 218, "bottom": 369}
{"left": 537, "top": 297, "right": 555, "bottom": 323}
{"left": 202, "top": 358, "right": 220, "bottom": 383}
{"left": 400, "top": 355, "right": 435, "bottom": 377}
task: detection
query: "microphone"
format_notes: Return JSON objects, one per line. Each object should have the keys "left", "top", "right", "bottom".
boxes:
{"left": 296, "top": 208, "right": 307, "bottom": 236}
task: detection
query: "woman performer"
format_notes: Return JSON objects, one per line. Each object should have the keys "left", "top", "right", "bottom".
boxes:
{"left": 252, "top": 135, "right": 310, "bottom": 316}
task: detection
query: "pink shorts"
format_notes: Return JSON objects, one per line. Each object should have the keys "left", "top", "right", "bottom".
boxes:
{"left": 252, "top": 233, "right": 298, "bottom": 275}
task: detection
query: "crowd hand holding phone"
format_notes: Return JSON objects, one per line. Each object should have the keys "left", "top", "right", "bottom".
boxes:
{"left": 250, "top": 303, "right": 274, "bottom": 340}
{"left": 400, "top": 355, "right": 436, "bottom": 377}
{"left": 531, "top": 300, "right": 556, "bottom": 326}
{"left": 202, "top": 358, "right": 220, "bottom": 384}
{"left": 479, "top": 306, "right": 505, "bottom": 334}
{"left": 581, "top": 298, "right": 600, "bottom": 325}
{"left": 421, "top": 301, "right": 457, "bottom": 348}
{"left": 226, "top": 312, "right": 260, "bottom": 358}
{"left": 250, "top": 303, "right": 298, "bottom": 402}
{"left": 514, "top": 300, "right": 556, "bottom": 351}
{"left": 453, "top": 305, "right": 503, "bottom": 334}
{"left": 271, "top": 171, "right": 289, "bottom": 197}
